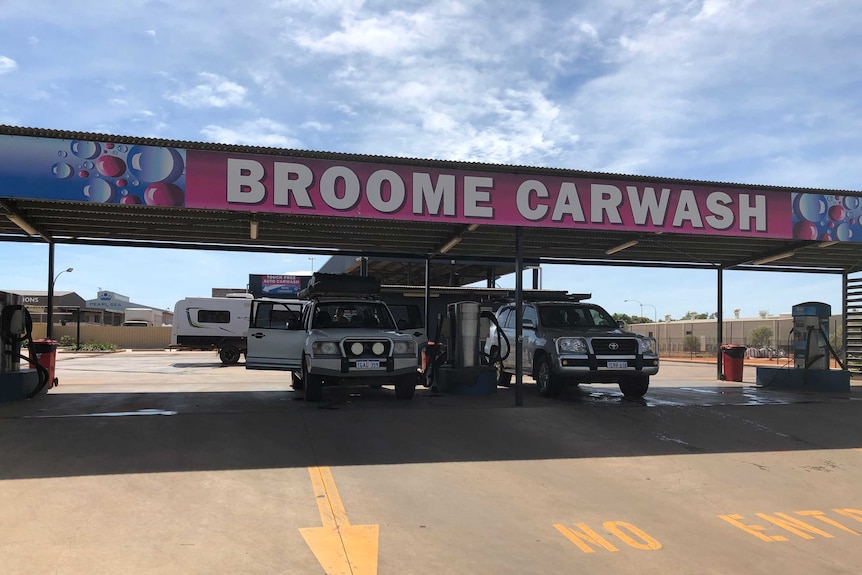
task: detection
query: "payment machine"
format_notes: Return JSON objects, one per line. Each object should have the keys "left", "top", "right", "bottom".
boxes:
{"left": 757, "top": 301, "right": 847, "bottom": 391}
{"left": 792, "top": 301, "right": 831, "bottom": 370}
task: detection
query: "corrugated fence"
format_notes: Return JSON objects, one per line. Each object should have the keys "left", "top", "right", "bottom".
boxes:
{"left": 31, "top": 324, "right": 173, "bottom": 350}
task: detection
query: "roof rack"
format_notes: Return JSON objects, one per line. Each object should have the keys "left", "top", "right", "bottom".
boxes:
{"left": 497, "top": 292, "right": 592, "bottom": 304}
{"left": 298, "top": 272, "right": 381, "bottom": 300}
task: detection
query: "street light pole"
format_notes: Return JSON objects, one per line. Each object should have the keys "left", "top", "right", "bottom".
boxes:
{"left": 644, "top": 304, "right": 657, "bottom": 323}
{"left": 47, "top": 267, "right": 73, "bottom": 339}
{"left": 624, "top": 298, "right": 643, "bottom": 320}
{"left": 53, "top": 267, "right": 73, "bottom": 287}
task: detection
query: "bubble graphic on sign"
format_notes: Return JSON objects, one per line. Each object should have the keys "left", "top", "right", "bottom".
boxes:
{"left": 843, "top": 196, "right": 860, "bottom": 211}
{"left": 143, "top": 182, "right": 184, "bottom": 206}
{"left": 828, "top": 204, "right": 845, "bottom": 222}
{"left": 835, "top": 222, "right": 853, "bottom": 241}
{"left": 83, "top": 179, "right": 117, "bottom": 203}
{"left": 127, "top": 146, "right": 184, "bottom": 182}
{"left": 71, "top": 140, "right": 101, "bottom": 160}
{"left": 794, "top": 194, "right": 828, "bottom": 222}
{"left": 52, "top": 162, "right": 73, "bottom": 179}
{"left": 119, "top": 190, "right": 142, "bottom": 205}
{"left": 793, "top": 221, "right": 819, "bottom": 240}
{"left": 96, "top": 155, "right": 126, "bottom": 178}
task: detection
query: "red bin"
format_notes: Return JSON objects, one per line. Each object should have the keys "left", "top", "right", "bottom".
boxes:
{"left": 29, "top": 339, "right": 59, "bottom": 389}
{"left": 720, "top": 344, "right": 746, "bottom": 382}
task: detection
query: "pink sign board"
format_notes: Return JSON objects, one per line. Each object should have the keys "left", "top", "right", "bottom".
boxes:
{"left": 186, "top": 149, "right": 793, "bottom": 238}
{"left": 1, "top": 133, "right": 859, "bottom": 242}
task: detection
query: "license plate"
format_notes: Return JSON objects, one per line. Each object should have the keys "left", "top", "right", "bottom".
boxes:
{"left": 607, "top": 361, "right": 628, "bottom": 368}
{"left": 355, "top": 360, "right": 380, "bottom": 369}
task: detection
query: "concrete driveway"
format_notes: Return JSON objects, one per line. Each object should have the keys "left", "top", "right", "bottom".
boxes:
{"left": 2, "top": 351, "right": 862, "bottom": 574}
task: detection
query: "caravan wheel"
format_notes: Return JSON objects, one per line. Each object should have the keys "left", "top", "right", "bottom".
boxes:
{"left": 219, "top": 345, "right": 241, "bottom": 365}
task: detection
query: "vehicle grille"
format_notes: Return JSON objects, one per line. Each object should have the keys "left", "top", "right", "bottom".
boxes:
{"left": 591, "top": 338, "right": 638, "bottom": 355}
{"left": 343, "top": 339, "right": 391, "bottom": 358}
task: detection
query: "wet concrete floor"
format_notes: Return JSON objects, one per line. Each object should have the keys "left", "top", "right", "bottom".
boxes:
{"left": 2, "top": 351, "right": 862, "bottom": 574}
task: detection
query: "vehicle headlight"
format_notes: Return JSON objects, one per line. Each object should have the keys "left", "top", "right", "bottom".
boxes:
{"left": 312, "top": 341, "right": 340, "bottom": 355}
{"left": 557, "top": 337, "right": 587, "bottom": 353}
{"left": 640, "top": 337, "right": 657, "bottom": 354}
{"left": 393, "top": 340, "right": 416, "bottom": 355}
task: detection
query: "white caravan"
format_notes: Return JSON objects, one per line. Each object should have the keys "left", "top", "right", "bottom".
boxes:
{"left": 171, "top": 295, "right": 255, "bottom": 364}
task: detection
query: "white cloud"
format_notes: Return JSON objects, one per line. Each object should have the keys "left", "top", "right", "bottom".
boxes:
{"left": 301, "top": 121, "right": 331, "bottom": 131}
{"left": 164, "top": 72, "right": 248, "bottom": 109}
{"left": 0, "top": 56, "right": 17, "bottom": 74}
{"left": 200, "top": 118, "right": 301, "bottom": 148}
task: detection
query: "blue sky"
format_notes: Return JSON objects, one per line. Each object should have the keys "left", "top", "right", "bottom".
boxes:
{"left": 0, "top": 0, "right": 858, "bottom": 319}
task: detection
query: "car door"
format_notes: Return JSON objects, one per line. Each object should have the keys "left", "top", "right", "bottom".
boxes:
{"left": 245, "top": 299, "right": 307, "bottom": 371}
{"left": 499, "top": 307, "right": 517, "bottom": 371}
{"left": 521, "top": 304, "right": 538, "bottom": 373}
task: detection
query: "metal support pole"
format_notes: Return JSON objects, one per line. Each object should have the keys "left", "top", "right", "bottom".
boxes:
{"left": 717, "top": 267, "right": 723, "bottom": 379}
{"left": 843, "top": 271, "right": 848, "bottom": 368}
{"left": 47, "top": 242, "right": 55, "bottom": 340}
{"left": 424, "top": 258, "right": 432, "bottom": 340}
{"left": 532, "top": 268, "right": 539, "bottom": 290}
{"left": 360, "top": 257, "right": 368, "bottom": 276}
{"left": 514, "top": 227, "right": 524, "bottom": 407}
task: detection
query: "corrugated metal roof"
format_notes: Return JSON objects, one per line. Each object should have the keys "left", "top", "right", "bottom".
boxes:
{"left": 1, "top": 124, "right": 860, "bottom": 277}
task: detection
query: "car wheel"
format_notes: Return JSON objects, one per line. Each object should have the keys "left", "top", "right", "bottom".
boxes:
{"left": 395, "top": 374, "right": 416, "bottom": 399}
{"left": 495, "top": 359, "right": 512, "bottom": 387}
{"left": 619, "top": 375, "right": 649, "bottom": 398}
{"left": 303, "top": 357, "right": 323, "bottom": 402}
{"left": 219, "top": 345, "right": 241, "bottom": 365}
{"left": 291, "top": 370, "right": 304, "bottom": 391}
{"left": 535, "top": 355, "right": 562, "bottom": 397}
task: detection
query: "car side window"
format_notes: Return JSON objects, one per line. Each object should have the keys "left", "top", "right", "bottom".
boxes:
{"left": 500, "top": 308, "right": 514, "bottom": 329}
{"left": 523, "top": 305, "right": 537, "bottom": 325}
{"left": 253, "top": 302, "right": 303, "bottom": 330}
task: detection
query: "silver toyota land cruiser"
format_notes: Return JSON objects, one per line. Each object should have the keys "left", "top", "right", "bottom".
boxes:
{"left": 484, "top": 298, "right": 659, "bottom": 398}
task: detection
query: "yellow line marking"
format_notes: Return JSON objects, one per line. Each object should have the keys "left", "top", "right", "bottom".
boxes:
{"left": 300, "top": 466, "right": 379, "bottom": 575}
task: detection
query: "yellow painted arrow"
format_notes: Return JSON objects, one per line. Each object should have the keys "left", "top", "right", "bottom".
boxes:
{"left": 300, "top": 466, "right": 379, "bottom": 575}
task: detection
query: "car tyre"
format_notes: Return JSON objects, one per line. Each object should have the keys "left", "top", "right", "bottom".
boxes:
{"left": 303, "top": 357, "right": 323, "bottom": 402}
{"left": 496, "top": 361, "right": 512, "bottom": 387}
{"left": 535, "top": 355, "right": 562, "bottom": 397}
{"left": 219, "top": 345, "right": 241, "bottom": 365}
{"left": 291, "top": 370, "right": 304, "bottom": 391}
{"left": 395, "top": 374, "right": 416, "bottom": 400}
{"left": 619, "top": 375, "right": 649, "bottom": 398}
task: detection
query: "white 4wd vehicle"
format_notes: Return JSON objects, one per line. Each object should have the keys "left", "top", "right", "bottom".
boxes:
{"left": 245, "top": 275, "right": 419, "bottom": 401}
{"left": 485, "top": 300, "right": 659, "bottom": 398}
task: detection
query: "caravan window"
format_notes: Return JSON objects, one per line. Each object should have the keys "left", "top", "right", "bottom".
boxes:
{"left": 197, "top": 310, "right": 230, "bottom": 323}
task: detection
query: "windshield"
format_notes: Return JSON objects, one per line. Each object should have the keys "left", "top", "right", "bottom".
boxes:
{"left": 312, "top": 301, "right": 396, "bottom": 329}
{"left": 537, "top": 304, "right": 618, "bottom": 328}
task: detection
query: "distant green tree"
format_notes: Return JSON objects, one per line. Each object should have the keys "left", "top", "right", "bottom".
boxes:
{"left": 613, "top": 313, "right": 651, "bottom": 324}
{"left": 748, "top": 326, "right": 773, "bottom": 347}
{"left": 829, "top": 325, "right": 843, "bottom": 356}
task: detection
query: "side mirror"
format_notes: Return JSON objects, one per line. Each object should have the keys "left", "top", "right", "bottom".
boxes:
{"left": 522, "top": 318, "right": 535, "bottom": 329}
{"left": 397, "top": 319, "right": 408, "bottom": 330}
{"left": 618, "top": 321, "right": 626, "bottom": 329}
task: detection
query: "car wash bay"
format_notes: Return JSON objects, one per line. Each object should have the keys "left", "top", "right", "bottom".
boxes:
{"left": 3, "top": 352, "right": 862, "bottom": 574}
{"left": 2, "top": 125, "right": 862, "bottom": 573}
